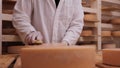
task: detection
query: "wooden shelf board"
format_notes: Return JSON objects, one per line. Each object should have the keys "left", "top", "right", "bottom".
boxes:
{"left": 102, "top": 0, "right": 120, "bottom": 5}
{"left": 2, "top": 35, "right": 21, "bottom": 42}
{"left": 2, "top": 14, "right": 12, "bottom": 21}
{"left": 83, "top": 7, "right": 97, "bottom": 13}
{"left": 79, "top": 36, "right": 97, "bottom": 42}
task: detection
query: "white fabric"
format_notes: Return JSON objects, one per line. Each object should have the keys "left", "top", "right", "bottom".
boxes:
{"left": 13, "top": 0, "right": 84, "bottom": 45}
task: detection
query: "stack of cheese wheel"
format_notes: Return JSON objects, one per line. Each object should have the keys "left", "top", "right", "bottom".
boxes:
{"left": 102, "top": 44, "right": 116, "bottom": 49}
{"left": 8, "top": 46, "right": 26, "bottom": 54}
{"left": 112, "top": 31, "right": 120, "bottom": 37}
{"left": 102, "top": 31, "right": 111, "bottom": 37}
{"left": 111, "top": 18, "right": 120, "bottom": 24}
{"left": 103, "top": 49, "right": 120, "bottom": 67}
{"left": 84, "top": 14, "right": 98, "bottom": 22}
{"left": 81, "top": 30, "right": 93, "bottom": 36}
{"left": 21, "top": 44, "right": 96, "bottom": 68}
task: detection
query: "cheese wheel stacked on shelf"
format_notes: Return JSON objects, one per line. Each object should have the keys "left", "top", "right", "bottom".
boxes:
{"left": 21, "top": 44, "right": 96, "bottom": 68}
{"left": 111, "top": 18, "right": 120, "bottom": 25}
{"left": 81, "top": 30, "right": 93, "bottom": 36}
{"left": 103, "top": 49, "right": 120, "bottom": 67}
{"left": 102, "top": 44, "right": 116, "bottom": 49}
{"left": 102, "top": 31, "right": 112, "bottom": 37}
{"left": 84, "top": 14, "right": 98, "bottom": 22}
{"left": 112, "top": 31, "right": 120, "bottom": 37}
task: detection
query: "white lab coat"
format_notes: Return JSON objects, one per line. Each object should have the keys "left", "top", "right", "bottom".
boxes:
{"left": 13, "top": 0, "right": 84, "bottom": 45}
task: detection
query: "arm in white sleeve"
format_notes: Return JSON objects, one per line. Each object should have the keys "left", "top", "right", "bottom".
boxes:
{"left": 12, "top": 0, "right": 36, "bottom": 43}
{"left": 62, "top": 0, "right": 84, "bottom": 45}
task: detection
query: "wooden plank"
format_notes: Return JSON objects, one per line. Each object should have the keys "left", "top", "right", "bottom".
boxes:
{"left": 2, "top": 14, "right": 12, "bottom": 21}
{"left": 0, "top": 0, "right": 2, "bottom": 54}
{"left": 14, "top": 57, "right": 21, "bottom": 68}
{"left": 102, "top": 0, "right": 120, "bottom": 5}
{"left": 83, "top": 7, "right": 97, "bottom": 13}
{"left": 2, "top": 35, "right": 21, "bottom": 42}
{"left": 96, "top": 63, "right": 120, "bottom": 68}
{"left": 0, "top": 55, "right": 17, "bottom": 68}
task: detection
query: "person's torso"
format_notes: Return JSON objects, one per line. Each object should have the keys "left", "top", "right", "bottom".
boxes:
{"left": 31, "top": 0, "right": 74, "bottom": 43}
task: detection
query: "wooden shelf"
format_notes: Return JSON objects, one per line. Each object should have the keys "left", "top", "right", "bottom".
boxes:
{"left": 102, "top": 11, "right": 120, "bottom": 17}
{"left": 2, "top": 14, "right": 12, "bottom": 21}
{"left": 83, "top": 7, "right": 97, "bottom": 13}
{"left": 102, "top": 0, "right": 120, "bottom": 5}
{"left": 2, "top": 35, "right": 21, "bottom": 42}
{"left": 79, "top": 36, "right": 97, "bottom": 42}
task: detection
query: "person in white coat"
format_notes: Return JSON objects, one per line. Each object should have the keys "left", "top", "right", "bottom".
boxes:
{"left": 13, "top": 0, "right": 84, "bottom": 45}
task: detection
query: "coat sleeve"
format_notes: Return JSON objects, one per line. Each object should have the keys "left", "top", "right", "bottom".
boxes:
{"left": 12, "top": 0, "right": 36, "bottom": 43}
{"left": 62, "top": 0, "right": 84, "bottom": 45}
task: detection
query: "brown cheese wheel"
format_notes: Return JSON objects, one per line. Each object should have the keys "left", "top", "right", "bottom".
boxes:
{"left": 103, "top": 49, "right": 120, "bottom": 67}
{"left": 102, "top": 31, "right": 111, "bottom": 37}
{"left": 21, "top": 44, "right": 96, "bottom": 68}
{"left": 112, "top": 31, "right": 120, "bottom": 36}
{"left": 102, "top": 44, "right": 116, "bottom": 49}
{"left": 111, "top": 18, "right": 120, "bottom": 24}
{"left": 81, "top": 30, "right": 93, "bottom": 36}
{"left": 84, "top": 14, "right": 98, "bottom": 22}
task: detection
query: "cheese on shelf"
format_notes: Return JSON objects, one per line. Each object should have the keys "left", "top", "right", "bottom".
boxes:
{"left": 102, "top": 31, "right": 111, "bottom": 36}
{"left": 81, "top": 30, "right": 93, "bottom": 36}
{"left": 21, "top": 44, "right": 96, "bottom": 68}
{"left": 111, "top": 18, "right": 120, "bottom": 24}
{"left": 112, "top": 31, "right": 120, "bottom": 36}
{"left": 103, "top": 49, "right": 120, "bottom": 67}
{"left": 102, "top": 44, "right": 116, "bottom": 49}
{"left": 84, "top": 14, "right": 98, "bottom": 22}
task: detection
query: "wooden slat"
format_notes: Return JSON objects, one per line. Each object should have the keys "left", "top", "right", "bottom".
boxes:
{"left": 2, "top": 35, "right": 21, "bottom": 42}
{"left": 96, "top": 63, "right": 120, "bottom": 68}
{"left": 14, "top": 57, "right": 21, "bottom": 68}
{"left": 0, "top": 55, "right": 17, "bottom": 68}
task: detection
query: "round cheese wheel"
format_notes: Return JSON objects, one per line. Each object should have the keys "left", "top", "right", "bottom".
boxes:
{"left": 103, "top": 49, "right": 120, "bottom": 66}
{"left": 102, "top": 31, "right": 111, "bottom": 37}
{"left": 112, "top": 31, "right": 120, "bottom": 36}
{"left": 21, "top": 45, "right": 96, "bottom": 68}
{"left": 102, "top": 44, "right": 116, "bottom": 49}
{"left": 84, "top": 14, "right": 98, "bottom": 22}
{"left": 111, "top": 18, "right": 120, "bottom": 24}
{"left": 81, "top": 30, "right": 92, "bottom": 36}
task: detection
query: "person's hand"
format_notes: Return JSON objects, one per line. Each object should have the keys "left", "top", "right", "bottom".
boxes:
{"left": 25, "top": 31, "right": 43, "bottom": 45}
{"left": 61, "top": 41, "right": 69, "bottom": 46}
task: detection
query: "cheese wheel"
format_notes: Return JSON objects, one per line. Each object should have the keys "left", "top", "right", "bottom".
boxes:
{"left": 102, "top": 31, "right": 111, "bottom": 36}
{"left": 81, "top": 30, "right": 92, "bottom": 36}
{"left": 103, "top": 49, "right": 120, "bottom": 66}
{"left": 84, "top": 14, "right": 98, "bottom": 22}
{"left": 111, "top": 18, "right": 120, "bottom": 24}
{"left": 21, "top": 44, "right": 96, "bottom": 68}
{"left": 112, "top": 31, "right": 120, "bottom": 36}
{"left": 102, "top": 44, "right": 116, "bottom": 49}
{"left": 8, "top": 46, "right": 26, "bottom": 54}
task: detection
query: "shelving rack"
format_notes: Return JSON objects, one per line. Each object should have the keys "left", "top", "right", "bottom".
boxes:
{"left": 0, "top": 0, "right": 120, "bottom": 54}
{"left": 0, "top": 0, "right": 102, "bottom": 54}
{"left": 101, "top": 0, "right": 120, "bottom": 49}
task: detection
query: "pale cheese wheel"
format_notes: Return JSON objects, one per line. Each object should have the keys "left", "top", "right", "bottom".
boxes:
{"left": 112, "top": 31, "right": 120, "bottom": 36}
{"left": 21, "top": 44, "right": 96, "bottom": 68}
{"left": 102, "top": 31, "right": 111, "bottom": 37}
{"left": 81, "top": 30, "right": 93, "bottom": 36}
{"left": 103, "top": 49, "right": 120, "bottom": 66}
{"left": 111, "top": 18, "right": 120, "bottom": 24}
{"left": 102, "top": 44, "right": 116, "bottom": 49}
{"left": 84, "top": 14, "right": 98, "bottom": 22}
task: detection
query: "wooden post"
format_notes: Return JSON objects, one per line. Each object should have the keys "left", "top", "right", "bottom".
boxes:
{"left": 0, "top": 0, "right": 2, "bottom": 54}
